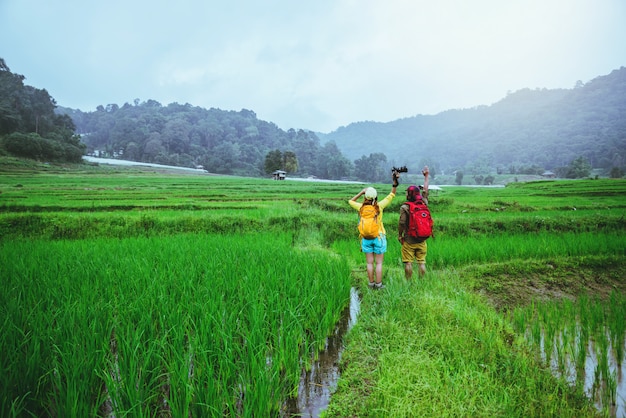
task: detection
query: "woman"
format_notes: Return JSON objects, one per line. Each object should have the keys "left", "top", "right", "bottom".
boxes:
{"left": 348, "top": 172, "right": 398, "bottom": 289}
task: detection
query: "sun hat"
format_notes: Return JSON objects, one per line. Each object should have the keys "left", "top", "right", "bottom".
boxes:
{"left": 364, "top": 187, "right": 377, "bottom": 200}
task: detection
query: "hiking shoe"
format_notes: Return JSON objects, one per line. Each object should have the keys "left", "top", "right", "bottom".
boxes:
{"left": 375, "top": 283, "right": 385, "bottom": 289}
{"left": 368, "top": 282, "right": 376, "bottom": 289}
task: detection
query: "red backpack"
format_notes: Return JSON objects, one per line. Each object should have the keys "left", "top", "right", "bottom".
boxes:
{"left": 405, "top": 199, "right": 433, "bottom": 240}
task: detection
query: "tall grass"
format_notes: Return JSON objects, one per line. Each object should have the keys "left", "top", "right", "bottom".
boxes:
{"left": 0, "top": 233, "right": 351, "bottom": 416}
{"left": 429, "top": 231, "right": 625, "bottom": 267}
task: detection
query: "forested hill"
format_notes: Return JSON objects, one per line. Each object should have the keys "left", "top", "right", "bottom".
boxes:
{"left": 319, "top": 67, "right": 626, "bottom": 176}
{"left": 63, "top": 103, "right": 352, "bottom": 178}
{"left": 0, "top": 59, "right": 85, "bottom": 163}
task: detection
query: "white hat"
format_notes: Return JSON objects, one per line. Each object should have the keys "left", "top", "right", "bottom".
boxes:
{"left": 364, "top": 187, "right": 377, "bottom": 199}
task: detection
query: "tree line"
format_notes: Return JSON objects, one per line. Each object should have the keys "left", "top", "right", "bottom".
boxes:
{"left": 0, "top": 59, "right": 85, "bottom": 162}
{"left": 64, "top": 101, "right": 356, "bottom": 179}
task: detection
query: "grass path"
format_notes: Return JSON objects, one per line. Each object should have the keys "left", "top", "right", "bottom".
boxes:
{"left": 322, "top": 255, "right": 619, "bottom": 417}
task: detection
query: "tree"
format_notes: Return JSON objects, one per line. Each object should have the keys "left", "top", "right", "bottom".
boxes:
{"left": 565, "top": 156, "right": 592, "bottom": 178}
{"left": 0, "top": 58, "right": 85, "bottom": 162}
{"left": 610, "top": 167, "right": 624, "bottom": 178}
{"left": 0, "top": 61, "right": 25, "bottom": 135}
{"left": 207, "top": 142, "right": 241, "bottom": 173}
{"left": 3, "top": 132, "right": 42, "bottom": 159}
{"left": 283, "top": 151, "right": 298, "bottom": 173}
{"left": 264, "top": 149, "right": 284, "bottom": 174}
{"left": 455, "top": 171, "right": 464, "bottom": 185}
{"left": 354, "top": 153, "right": 387, "bottom": 182}
{"left": 316, "top": 141, "right": 353, "bottom": 179}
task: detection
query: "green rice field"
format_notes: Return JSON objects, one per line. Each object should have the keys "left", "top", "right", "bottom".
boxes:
{"left": 1, "top": 159, "right": 625, "bottom": 417}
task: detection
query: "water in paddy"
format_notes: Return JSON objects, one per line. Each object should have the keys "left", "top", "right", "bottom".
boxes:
{"left": 537, "top": 326, "right": 626, "bottom": 417}
{"left": 283, "top": 287, "right": 361, "bottom": 417}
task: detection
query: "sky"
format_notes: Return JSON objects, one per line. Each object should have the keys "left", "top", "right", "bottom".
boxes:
{"left": 1, "top": 0, "right": 625, "bottom": 133}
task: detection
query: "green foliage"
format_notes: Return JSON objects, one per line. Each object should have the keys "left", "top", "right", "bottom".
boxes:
{"left": 610, "top": 166, "right": 624, "bottom": 178}
{"left": 263, "top": 149, "right": 298, "bottom": 174}
{"left": 68, "top": 101, "right": 351, "bottom": 179}
{"left": 0, "top": 59, "right": 86, "bottom": 162}
{"left": 1, "top": 132, "right": 84, "bottom": 162}
{"left": 283, "top": 150, "right": 298, "bottom": 173}
{"left": 562, "top": 155, "right": 592, "bottom": 178}
{"left": 354, "top": 152, "right": 388, "bottom": 182}
{"left": 264, "top": 149, "right": 284, "bottom": 173}
{"left": 455, "top": 170, "right": 463, "bottom": 185}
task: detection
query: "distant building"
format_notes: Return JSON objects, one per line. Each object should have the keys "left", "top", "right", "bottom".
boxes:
{"left": 272, "top": 170, "right": 286, "bottom": 180}
{"left": 541, "top": 171, "right": 556, "bottom": 178}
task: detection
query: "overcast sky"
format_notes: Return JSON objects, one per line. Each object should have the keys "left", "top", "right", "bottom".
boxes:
{"left": 1, "top": 0, "right": 624, "bottom": 133}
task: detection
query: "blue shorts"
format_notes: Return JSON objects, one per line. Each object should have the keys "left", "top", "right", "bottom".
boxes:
{"left": 361, "top": 235, "right": 387, "bottom": 254}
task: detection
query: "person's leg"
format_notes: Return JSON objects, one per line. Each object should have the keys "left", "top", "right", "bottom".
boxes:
{"left": 404, "top": 261, "right": 413, "bottom": 280}
{"left": 418, "top": 263, "right": 426, "bottom": 276}
{"left": 401, "top": 242, "right": 415, "bottom": 280}
{"left": 375, "top": 253, "right": 384, "bottom": 284}
{"left": 415, "top": 242, "right": 427, "bottom": 277}
{"left": 365, "top": 252, "right": 375, "bottom": 285}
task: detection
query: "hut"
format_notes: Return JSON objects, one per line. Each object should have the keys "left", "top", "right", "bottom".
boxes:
{"left": 272, "top": 170, "right": 286, "bottom": 180}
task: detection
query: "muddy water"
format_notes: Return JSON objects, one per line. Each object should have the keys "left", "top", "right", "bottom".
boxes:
{"left": 540, "top": 331, "right": 626, "bottom": 417}
{"left": 283, "top": 287, "right": 361, "bottom": 417}
{"left": 580, "top": 342, "right": 626, "bottom": 417}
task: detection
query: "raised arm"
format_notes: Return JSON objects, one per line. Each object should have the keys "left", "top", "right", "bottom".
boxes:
{"left": 422, "top": 166, "right": 429, "bottom": 199}
{"left": 350, "top": 188, "right": 368, "bottom": 202}
{"left": 391, "top": 170, "right": 399, "bottom": 195}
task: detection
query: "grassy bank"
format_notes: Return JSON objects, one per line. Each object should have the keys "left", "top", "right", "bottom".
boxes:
{"left": 324, "top": 254, "right": 625, "bottom": 417}
{"left": 325, "top": 269, "right": 598, "bottom": 417}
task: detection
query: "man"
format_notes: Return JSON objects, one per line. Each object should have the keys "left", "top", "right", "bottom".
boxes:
{"left": 398, "top": 166, "right": 430, "bottom": 279}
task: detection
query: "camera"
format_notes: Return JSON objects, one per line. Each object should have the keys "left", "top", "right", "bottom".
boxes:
{"left": 392, "top": 166, "right": 408, "bottom": 173}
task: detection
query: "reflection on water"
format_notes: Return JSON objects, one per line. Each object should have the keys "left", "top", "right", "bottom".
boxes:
{"left": 283, "top": 287, "right": 361, "bottom": 417}
{"left": 539, "top": 328, "right": 626, "bottom": 417}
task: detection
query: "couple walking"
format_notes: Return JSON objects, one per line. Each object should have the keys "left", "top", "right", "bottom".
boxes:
{"left": 348, "top": 167, "right": 430, "bottom": 289}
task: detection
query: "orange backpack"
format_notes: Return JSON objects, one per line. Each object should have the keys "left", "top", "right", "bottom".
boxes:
{"left": 358, "top": 204, "right": 381, "bottom": 239}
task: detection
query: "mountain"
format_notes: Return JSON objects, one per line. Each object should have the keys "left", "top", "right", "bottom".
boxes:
{"left": 319, "top": 67, "right": 626, "bottom": 175}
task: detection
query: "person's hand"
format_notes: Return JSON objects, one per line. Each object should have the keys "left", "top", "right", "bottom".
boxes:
{"left": 397, "top": 236, "right": 404, "bottom": 244}
{"left": 422, "top": 166, "right": 429, "bottom": 177}
{"left": 392, "top": 170, "right": 400, "bottom": 186}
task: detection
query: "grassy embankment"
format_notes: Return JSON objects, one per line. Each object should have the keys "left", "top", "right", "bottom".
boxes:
{"left": 1, "top": 156, "right": 625, "bottom": 416}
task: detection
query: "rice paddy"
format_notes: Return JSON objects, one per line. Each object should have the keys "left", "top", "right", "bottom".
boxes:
{"left": 1, "top": 160, "right": 625, "bottom": 416}
{"left": 1, "top": 234, "right": 352, "bottom": 416}
{"left": 510, "top": 292, "right": 626, "bottom": 417}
